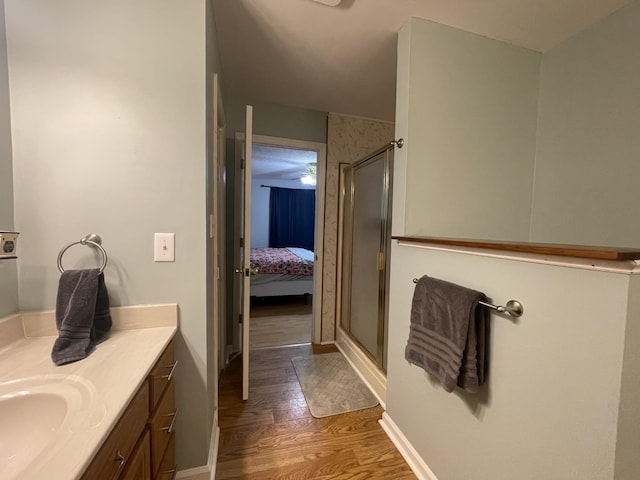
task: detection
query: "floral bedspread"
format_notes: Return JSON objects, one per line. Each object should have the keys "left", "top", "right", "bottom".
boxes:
{"left": 250, "top": 248, "right": 314, "bottom": 276}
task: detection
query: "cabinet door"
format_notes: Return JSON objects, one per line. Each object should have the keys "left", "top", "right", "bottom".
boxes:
{"left": 154, "top": 433, "right": 176, "bottom": 480}
{"left": 121, "top": 430, "right": 151, "bottom": 480}
{"left": 149, "top": 380, "right": 176, "bottom": 477}
{"left": 81, "top": 383, "right": 150, "bottom": 480}
{"left": 149, "top": 342, "right": 176, "bottom": 411}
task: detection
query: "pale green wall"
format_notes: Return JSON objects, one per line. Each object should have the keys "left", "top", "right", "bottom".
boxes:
{"left": 398, "top": 7, "right": 640, "bottom": 248}
{"left": 5, "top": 0, "right": 215, "bottom": 470}
{"left": 0, "top": 0, "right": 18, "bottom": 318}
{"left": 386, "top": 243, "right": 629, "bottom": 480}
{"left": 225, "top": 96, "right": 327, "bottom": 144}
{"left": 400, "top": 18, "right": 541, "bottom": 241}
{"left": 616, "top": 273, "right": 640, "bottom": 479}
{"left": 390, "top": 12, "right": 640, "bottom": 480}
{"left": 530, "top": 1, "right": 640, "bottom": 247}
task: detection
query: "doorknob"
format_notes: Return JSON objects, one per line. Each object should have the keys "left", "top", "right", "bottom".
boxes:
{"left": 235, "top": 267, "right": 259, "bottom": 275}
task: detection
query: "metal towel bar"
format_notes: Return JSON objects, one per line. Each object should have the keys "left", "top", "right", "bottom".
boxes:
{"left": 412, "top": 278, "right": 523, "bottom": 317}
{"left": 57, "top": 233, "right": 108, "bottom": 273}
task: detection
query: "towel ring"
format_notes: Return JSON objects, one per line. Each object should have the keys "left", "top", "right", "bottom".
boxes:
{"left": 57, "top": 233, "right": 108, "bottom": 274}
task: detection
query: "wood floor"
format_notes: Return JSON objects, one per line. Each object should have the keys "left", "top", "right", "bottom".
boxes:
{"left": 250, "top": 314, "right": 312, "bottom": 349}
{"left": 250, "top": 295, "right": 313, "bottom": 349}
{"left": 217, "top": 344, "right": 417, "bottom": 480}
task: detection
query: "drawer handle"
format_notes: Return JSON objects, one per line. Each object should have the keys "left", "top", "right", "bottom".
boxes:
{"left": 160, "top": 408, "right": 178, "bottom": 434}
{"left": 111, "top": 451, "right": 126, "bottom": 480}
{"left": 160, "top": 360, "right": 178, "bottom": 382}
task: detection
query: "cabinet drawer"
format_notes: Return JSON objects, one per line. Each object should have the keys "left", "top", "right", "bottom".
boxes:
{"left": 149, "top": 341, "right": 176, "bottom": 412}
{"left": 155, "top": 433, "right": 176, "bottom": 480}
{"left": 82, "top": 382, "right": 150, "bottom": 480}
{"left": 120, "top": 430, "right": 151, "bottom": 480}
{"left": 149, "top": 380, "right": 176, "bottom": 476}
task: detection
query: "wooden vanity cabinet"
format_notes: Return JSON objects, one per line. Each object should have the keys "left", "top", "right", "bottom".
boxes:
{"left": 154, "top": 434, "right": 176, "bottom": 480}
{"left": 148, "top": 342, "right": 177, "bottom": 478}
{"left": 81, "top": 340, "right": 176, "bottom": 480}
{"left": 120, "top": 431, "right": 151, "bottom": 480}
{"left": 80, "top": 383, "right": 150, "bottom": 480}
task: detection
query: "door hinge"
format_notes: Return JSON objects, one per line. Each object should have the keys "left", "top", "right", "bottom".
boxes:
{"left": 239, "top": 313, "right": 243, "bottom": 324}
{"left": 239, "top": 237, "right": 244, "bottom": 248}
{"left": 377, "top": 252, "right": 385, "bottom": 271}
{"left": 240, "top": 157, "right": 245, "bottom": 170}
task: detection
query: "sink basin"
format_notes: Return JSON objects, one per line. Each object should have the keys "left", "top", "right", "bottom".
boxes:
{"left": 0, "top": 393, "right": 68, "bottom": 476}
{"left": 0, "top": 375, "right": 103, "bottom": 479}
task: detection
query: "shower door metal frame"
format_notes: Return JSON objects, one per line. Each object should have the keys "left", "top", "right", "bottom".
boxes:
{"left": 339, "top": 144, "right": 393, "bottom": 370}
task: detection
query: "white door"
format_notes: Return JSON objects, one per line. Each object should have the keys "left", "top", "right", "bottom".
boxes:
{"left": 240, "top": 105, "right": 253, "bottom": 400}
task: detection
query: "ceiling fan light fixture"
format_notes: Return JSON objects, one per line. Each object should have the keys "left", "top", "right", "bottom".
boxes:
{"left": 301, "top": 174, "right": 316, "bottom": 185}
{"left": 301, "top": 162, "right": 317, "bottom": 185}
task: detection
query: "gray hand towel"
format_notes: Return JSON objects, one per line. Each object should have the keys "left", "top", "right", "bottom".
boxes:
{"left": 405, "top": 275, "right": 488, "bottom": 393}
{"left": 91, "top": 272, "right": 112, "bottom": 344}
{"left": 51, "top": 268, "right": 112, "bottom": 366}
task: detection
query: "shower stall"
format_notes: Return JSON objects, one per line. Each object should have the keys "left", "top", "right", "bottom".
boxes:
{"left": 338, "top": 145, "right": 393, "bottom": 372}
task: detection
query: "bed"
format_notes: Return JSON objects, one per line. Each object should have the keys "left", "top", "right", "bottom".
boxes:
{"left": 249, "top": 247, "right": 314, "bottom": 298}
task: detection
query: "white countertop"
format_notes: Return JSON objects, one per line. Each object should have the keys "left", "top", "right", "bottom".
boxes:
{"left": 0, "top": 305, "right": 177, "bottom": 480}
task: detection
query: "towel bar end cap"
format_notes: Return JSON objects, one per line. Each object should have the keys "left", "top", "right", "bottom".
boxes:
{"left": 81, "top": 233, "right": 102, "bottom": 247}
{"left": 505, "top": 300, "right": 524, "bottom": 317}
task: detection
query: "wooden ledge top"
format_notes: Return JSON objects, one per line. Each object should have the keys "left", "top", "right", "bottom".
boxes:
{"left": 392, "top": 236, "right": 640, "bottom": 261}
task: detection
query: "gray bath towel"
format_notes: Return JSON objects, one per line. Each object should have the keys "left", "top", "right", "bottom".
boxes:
{"left": 51, "top": 268, "right": 112, "bottom": 366}
{"left": 405, "top": 276, "right": 488, "bottom": 393}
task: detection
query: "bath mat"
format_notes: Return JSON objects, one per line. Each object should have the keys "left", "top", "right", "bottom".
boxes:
{"left": 292, "top": 352, "right": 379, "bottom": 418}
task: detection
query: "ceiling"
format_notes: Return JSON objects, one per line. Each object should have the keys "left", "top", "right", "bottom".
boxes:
{"left": 212, "top": 0, "right": 633, "bottom": 121}
{"left": 252, "top": 144, "right": 317, "bottom": 181}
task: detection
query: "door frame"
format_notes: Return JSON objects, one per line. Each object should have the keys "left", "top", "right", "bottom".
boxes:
{"left": 233, "top": 133, "right": 327, "bottom": 346}
{"left": 212, "top": 75, "right": 226, "bottom": 374}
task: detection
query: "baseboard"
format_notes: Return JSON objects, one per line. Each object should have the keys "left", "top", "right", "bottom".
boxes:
{"left": 176, "top": 466, "right": 210, "bottom": 480}
{"left": 176, "top": 413, "right": 220, "bottom": 480}
{"left": 379, "top": 412, "right": 438, "bottom": 480}
{"left": 208, "top": 420, "right": 221, "bottom": 480}
{"left": 335, "top": 328, "right": 386, "bottom": 408}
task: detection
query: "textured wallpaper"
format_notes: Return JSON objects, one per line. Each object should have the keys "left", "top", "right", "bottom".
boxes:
{"left": 321, "top": 113, "right": 394, "bottom": 342}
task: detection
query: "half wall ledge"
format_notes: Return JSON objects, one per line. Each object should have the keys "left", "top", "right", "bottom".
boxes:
{"left": 392, "top": 236, "right": 640, "bottom": 262}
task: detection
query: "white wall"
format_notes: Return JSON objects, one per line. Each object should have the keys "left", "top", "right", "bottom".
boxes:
{"left": 5, "top": 0, "right": 211, "bottom": 470}
{"left": 386, "top": 243, "right": 633, "bottom": 480}
{"left": 250, "top": 178, "right": 315, "bottom": 248}
{"left": 0, "top": 0, "right": 17, "bottom": 318}
{"left": 530, "top": 1, "right": 640, "bottom": 247}
{"left": 400, "top": 18, "right": 541, "bottom": 241}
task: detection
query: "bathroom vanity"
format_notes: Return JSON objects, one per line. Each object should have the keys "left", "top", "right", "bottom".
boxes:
{"left": 81, "top": 341, "right": 176, "bottom": 480}
{"left": 0, "top": 304, "right": 177, "bottom": 480}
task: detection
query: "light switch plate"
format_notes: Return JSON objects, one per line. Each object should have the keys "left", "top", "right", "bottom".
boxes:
{"left": 154, "top": 233, "right": 175, "bottom": 262}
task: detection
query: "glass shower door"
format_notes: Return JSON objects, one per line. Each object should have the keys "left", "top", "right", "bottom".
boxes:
{"left": 340, "top": 148, "right": 392, "bottom": 370}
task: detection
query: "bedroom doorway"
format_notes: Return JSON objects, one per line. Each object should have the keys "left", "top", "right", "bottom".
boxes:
{"left": 233, "top": 133, "right": 326, "bottom": 353}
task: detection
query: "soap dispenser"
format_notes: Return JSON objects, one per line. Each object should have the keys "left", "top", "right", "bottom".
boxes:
{"left": 0, "top": 231, "right": 19, "bottom": 259}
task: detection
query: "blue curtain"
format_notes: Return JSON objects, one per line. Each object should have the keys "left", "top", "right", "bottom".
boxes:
{"left": 268, "top": 187, "right": 315, "bottom": 251}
